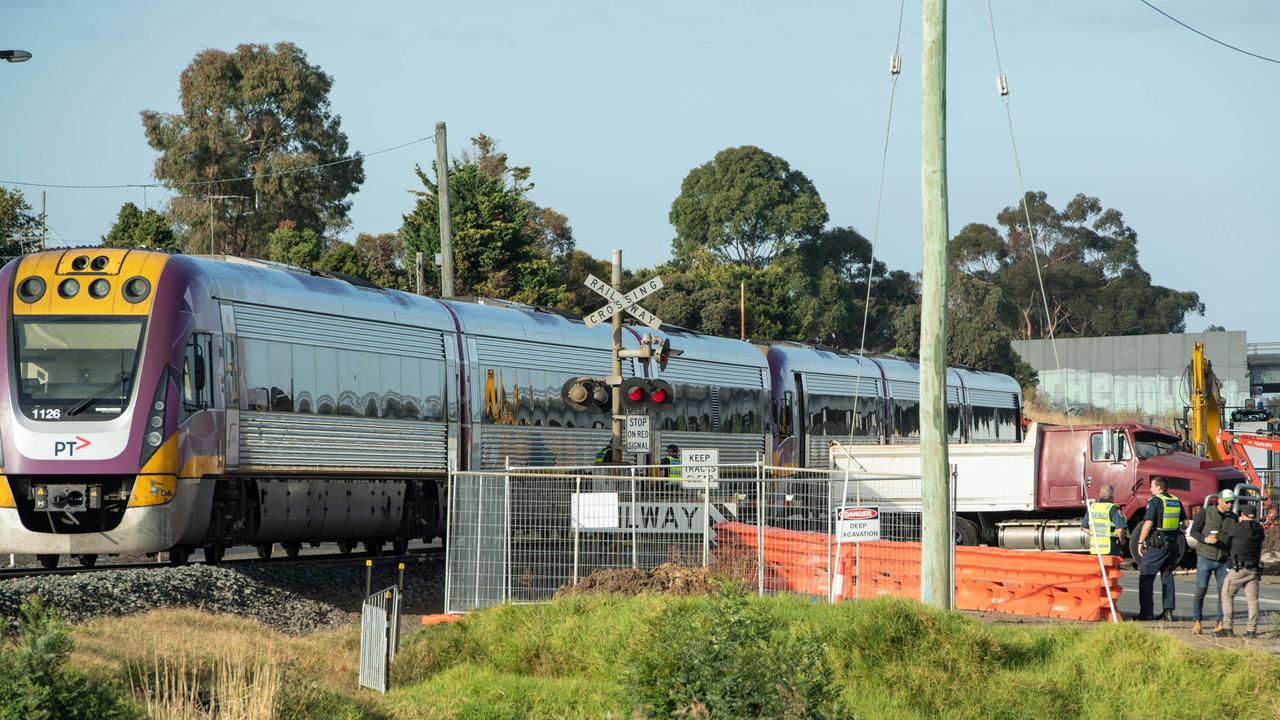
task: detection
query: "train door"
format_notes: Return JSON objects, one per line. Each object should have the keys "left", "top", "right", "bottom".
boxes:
{"left": 219, "top": 304, "right": 239, "bottom": 470}
{"left": 794, "top": 373, "right": 807, "bottom": 467}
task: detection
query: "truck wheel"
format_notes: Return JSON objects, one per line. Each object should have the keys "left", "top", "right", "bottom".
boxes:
{"left": 1128, "top": 532, "right": 1145, "bottom": 570}
{"left": 955, "top": 517, "right": 981, "bottom": 546}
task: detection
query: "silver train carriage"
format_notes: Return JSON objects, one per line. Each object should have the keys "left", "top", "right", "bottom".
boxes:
{"left": 766, "top": 343, "right": 1023, "bottom": 468}
{"left": 0, "top": 249, "right": 775, "bottom": 566}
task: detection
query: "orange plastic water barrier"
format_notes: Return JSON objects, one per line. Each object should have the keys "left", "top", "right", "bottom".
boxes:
{"left": 714, "top": 522, "right": 1123, "bottom": 622}
{"left": 421, "top": 613, "right": 465, "bottom": 625}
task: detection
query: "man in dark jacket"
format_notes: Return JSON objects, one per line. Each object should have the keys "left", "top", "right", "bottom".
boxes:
{"left": 1219, "top": 503, "right": 1265, "bottom": 638}
{"left": 1188, "top": 489, "right": 1236, "bottom": 634}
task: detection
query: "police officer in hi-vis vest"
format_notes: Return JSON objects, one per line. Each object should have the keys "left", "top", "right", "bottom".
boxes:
{"left": 661, "top": 444, "right": 682, "bottom": 479}
{"left": 1136, "top": 476, "right": 1188, "bottom": 621}
{"left": 1082, "top": 484, "right": 1127, "bottom": 556}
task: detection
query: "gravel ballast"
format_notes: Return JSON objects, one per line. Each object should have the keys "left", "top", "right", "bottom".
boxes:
{"left": 0, "top": 558, "right": 444, "bottom": 634}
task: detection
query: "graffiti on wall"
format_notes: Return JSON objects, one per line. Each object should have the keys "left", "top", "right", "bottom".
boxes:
{"left": 1037, "top": 369, "right": 1246, "bottom": 417}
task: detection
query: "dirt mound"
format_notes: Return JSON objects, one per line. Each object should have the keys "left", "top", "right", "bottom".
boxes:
{"left": 555, "top": 562, "right": 719, "bottom": 598}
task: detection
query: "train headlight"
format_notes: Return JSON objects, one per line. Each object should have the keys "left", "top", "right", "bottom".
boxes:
{"left": 122, "top": 276, "right": 151, "bottom": 304}
{"left": 88, "top": 278, "right": 110, "bottom": 299}
{"left": 58, "top": 278, "right": 80, "bottom": 299}
{"left": 17, "top": 276, "right": 45, "bottom": 302}
{"left": 139, "top": 367, "right": 171, "bottom": 467}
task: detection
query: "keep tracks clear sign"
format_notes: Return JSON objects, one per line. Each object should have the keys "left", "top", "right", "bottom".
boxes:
{"left": 680, "top": 448, "right": 719, "bottom": 489}
{"left": 836, "top": 506, "right": 881, "bottom": 543}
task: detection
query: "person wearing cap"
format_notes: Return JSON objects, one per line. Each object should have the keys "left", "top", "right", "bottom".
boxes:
{"left": 1136, "top": 476, "right": 1188, "bottom": 621}
{"left": 1082, "top": 485, "right": 1127, "bottom": 556}
{"left": 1188, "top": 489, "right": 1236, "bottom": 634}
{"left": 660, "top": 444, "right": 682, "bottom": 479}
{"left": 1219, "top": 502, "right": 1265, "bottom": 638}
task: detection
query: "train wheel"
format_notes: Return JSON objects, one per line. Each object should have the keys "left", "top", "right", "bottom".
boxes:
{"left": 168, "top": 547, "right": 190, "bottom": 566}
{"left": 363, "top": 540, "right": 383, "bottom": 556}
{"left": 337, "top": 540, "right": 355, "bottom": 555}
{"left": 75, "top": 554, "right": 98, "bottom": 568}
{"left": 37, "top": 554, "right": 58, "bottom": 570}
{"left": 282, "top": 542, "right": 302, "bottom": 558}
{"left": 204, "top": 545, "right": 224, "bottom": 565}
{"left": 391, "top": 537, "right": 409, "bottom": 555}
{"left": 256, "top": 543, "right": 274, "bottom": 559}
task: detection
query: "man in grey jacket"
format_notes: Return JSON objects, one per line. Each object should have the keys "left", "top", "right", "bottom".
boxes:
{"left": 1188, "top": 489, "right": 1235, "bottom": 635}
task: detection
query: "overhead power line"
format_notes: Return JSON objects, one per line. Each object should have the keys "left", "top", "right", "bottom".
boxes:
{"left": 0, "top": 135, "right": 432, "bottom": 191}
{"left": 1139, "top": 0, "right": 1280, "bottom": 65}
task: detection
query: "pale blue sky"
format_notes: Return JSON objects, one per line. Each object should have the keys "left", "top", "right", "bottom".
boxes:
{"left": 2, "top": 1, "right": 1276, "bottom": 337}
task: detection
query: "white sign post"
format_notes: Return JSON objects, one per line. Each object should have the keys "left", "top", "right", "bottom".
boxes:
{"left": 680, "top": 448, "right": 720, "bottom": 489}
{"left": 582, "top": 274, "right": 664, "bottom": 330}
{"left": 625, "top": 414, "right": 651, "bottom": 455}
{"left": 836, "top": 506, "right": 881, "bottom": 543}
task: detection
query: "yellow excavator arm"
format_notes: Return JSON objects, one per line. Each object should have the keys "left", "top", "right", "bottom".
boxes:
{"left": 1187, "top": 341, "right": 1225, "bottom": 460}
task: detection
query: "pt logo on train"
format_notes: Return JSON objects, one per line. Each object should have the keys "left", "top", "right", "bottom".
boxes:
{"left": 53, "top": 436, "right": 92, "bottom": 457}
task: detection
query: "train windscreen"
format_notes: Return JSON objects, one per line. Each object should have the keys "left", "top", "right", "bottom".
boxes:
{"left": 14, "top": 318, "right": 146, "bottom": 421}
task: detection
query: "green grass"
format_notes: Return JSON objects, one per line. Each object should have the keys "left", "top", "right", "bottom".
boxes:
{"left": 59, "top": 596, "right": 1280, "bottom": 719}
{"left": 392, "top": 593, "right": 1280, "bottom": 720}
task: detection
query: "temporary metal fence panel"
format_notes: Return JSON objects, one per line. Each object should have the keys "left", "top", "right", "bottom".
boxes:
{"left": 444, "top": 462, "right": 923, "bottom": 613}
{"left": 359, "top": 586, "right": 401, "bottom": 693}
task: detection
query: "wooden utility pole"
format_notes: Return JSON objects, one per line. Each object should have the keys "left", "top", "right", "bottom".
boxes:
{"left": 39, "top": 192, "right": 46, "bottom": 251}
{"left": 740, "top": 281, "right": 746, "bottom": 340}
{"left": 415, "top": 252, "right": 424, "bottom": 295}
{"left": 919, "top": 0, "right": 952, "bottom": 610}
{"left": 610, "top": 249, "right": 624, "bottom": 461}
{"left": 435, "top": 122, "right": 456, "bottom": 298}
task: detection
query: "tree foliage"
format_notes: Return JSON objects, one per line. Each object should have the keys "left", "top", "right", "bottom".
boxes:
{"left": 0, "top": 187, "right": 40, "bottom": 264}
{"left": 670, "top": 146, "right": 828, "bottom": 269}
{"left": 266, "top": 221, "right": 324, "bottom": 268}
{"left": 354, "top": 232, "right": 412, "bottom": 291}
{"left": 101, "top": 203, "right": 179, "bottom": 252}
{"left": 400, "top": 134, "right": 569, "bottom": 305}
{"left": 142, "top": 42, "right": 363, "bottom": 258}
{"left": 951, "top": 191, "right": 1203, "bottom": 340}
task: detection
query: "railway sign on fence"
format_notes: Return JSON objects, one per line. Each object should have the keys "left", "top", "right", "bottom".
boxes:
{"left": 582, "top": 274, "right": 664, "bottom": 330}
{"left": 836, "top": 506, "right": 881, "bottom": 543}
{"left": 680, "top": 448, "right": 720, "bottom": 489}
{"left": 625, "top": 414, "right": 651, "bottom": 454}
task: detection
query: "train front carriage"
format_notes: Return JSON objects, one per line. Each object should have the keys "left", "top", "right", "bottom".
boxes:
{"left": 0, "top": 249, "right": 194, "bottom": 565}
{"left": 0, "top": 249, "right": 461, "bottom": 567}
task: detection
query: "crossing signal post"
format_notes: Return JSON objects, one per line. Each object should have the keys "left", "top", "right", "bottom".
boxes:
{"left": 579, "top": 249, "right": 680, "bottom": 462}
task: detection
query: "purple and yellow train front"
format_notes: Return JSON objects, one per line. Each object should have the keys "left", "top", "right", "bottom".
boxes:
{"left": 0, "top": 249, "right": 204, "bottom": 565}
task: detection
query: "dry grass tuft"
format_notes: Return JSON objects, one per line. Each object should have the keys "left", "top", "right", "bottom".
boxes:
{"left": 131, "top": 650, "right": 279, "bottom": 720}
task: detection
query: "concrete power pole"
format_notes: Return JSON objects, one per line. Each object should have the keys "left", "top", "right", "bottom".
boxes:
{"left": 435, "top": 122, "right": 456, "bottom": 298}
{"left": 610, "top": 249, "right": 623, "bottom": 461}
{"left": 919, "top": 0, "right": 952, "bottom": 610}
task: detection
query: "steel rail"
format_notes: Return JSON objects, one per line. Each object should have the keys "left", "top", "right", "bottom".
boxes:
{"left": 0, "top": 546, "right": 444, "bottom": 581}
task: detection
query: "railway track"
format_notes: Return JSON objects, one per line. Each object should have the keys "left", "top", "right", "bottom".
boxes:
{"left": 0, "top": 545, "right": 445, "bottom": 581}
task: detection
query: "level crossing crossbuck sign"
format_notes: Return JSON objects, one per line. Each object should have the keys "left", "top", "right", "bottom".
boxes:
{"left": 583, "top": 274, "right": 664, "bottom": 329}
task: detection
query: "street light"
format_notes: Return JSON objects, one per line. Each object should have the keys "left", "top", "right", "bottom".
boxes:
{"left": 0, "top": 50, "right": 32, "bottom": 63}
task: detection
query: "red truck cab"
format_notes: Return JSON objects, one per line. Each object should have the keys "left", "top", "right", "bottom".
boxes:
{"left": 1036, "top": 423, "right": 1242, "bottom": 557}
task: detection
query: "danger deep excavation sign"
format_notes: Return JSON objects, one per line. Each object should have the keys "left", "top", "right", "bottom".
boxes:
{"left": 836, "top": 506, "right": 880, "bottom": 543}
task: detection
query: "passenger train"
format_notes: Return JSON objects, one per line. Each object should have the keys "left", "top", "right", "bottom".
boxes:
{"left": 0, "top": 248, "right": 1022, "bottom": 567}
